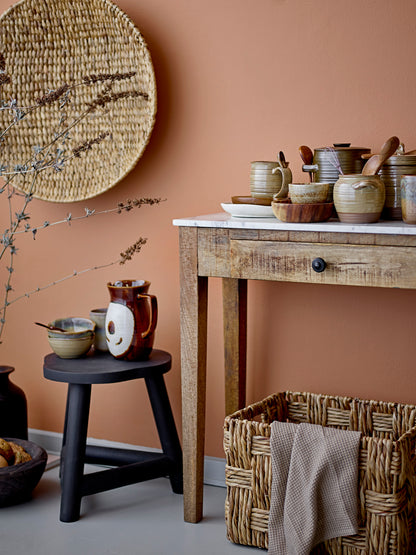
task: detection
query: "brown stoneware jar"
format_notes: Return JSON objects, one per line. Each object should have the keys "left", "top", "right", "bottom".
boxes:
{"left": 333, "top": 174, "right": 385, "bottom": 223}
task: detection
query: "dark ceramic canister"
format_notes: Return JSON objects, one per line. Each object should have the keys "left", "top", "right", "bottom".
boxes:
{"left": 105, "top": 280, "right": 158, "bottom": 361}
{"left": 0, "top": 366, "right": 28, "bottom": 439}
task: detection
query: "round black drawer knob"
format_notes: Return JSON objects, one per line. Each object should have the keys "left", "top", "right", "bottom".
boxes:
{"left": 312, "top": 257, "right": 326, "bottom": 273}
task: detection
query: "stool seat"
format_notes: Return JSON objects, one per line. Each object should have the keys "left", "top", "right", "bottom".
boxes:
{"left": 43, "top": 349, "right": 182, "bottom": 522}
{"left": 44, "top": 349, "right": 172, "bottom": 384}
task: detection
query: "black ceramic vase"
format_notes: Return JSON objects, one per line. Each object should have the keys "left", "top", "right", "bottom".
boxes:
{"left": 0, "top": 366, "right": 28, "bottom": 439}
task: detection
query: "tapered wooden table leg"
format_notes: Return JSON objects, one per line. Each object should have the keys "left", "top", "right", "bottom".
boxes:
{"left": 223, "top": 278, "right": 247, "bottom": 416}
{"left": 179, "top": 227, "right": 208, "bottom": 523}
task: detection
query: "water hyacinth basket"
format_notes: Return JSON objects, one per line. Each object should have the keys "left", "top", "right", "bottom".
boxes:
{"left": 224, "top": 391, "right": 416, "bottom": 554}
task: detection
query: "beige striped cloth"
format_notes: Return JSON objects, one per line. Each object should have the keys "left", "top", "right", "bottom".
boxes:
{"left": 268, "top": 422, "right": 361, "bottom": 555}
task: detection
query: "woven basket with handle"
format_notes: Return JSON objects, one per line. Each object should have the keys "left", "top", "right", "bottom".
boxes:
{"left": 224, "top": 391, "right": 416, "bottom": 553}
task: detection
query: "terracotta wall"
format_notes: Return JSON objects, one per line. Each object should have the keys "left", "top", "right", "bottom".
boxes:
{"left": 1, "top": 0, "right": 416, "bottom": 458}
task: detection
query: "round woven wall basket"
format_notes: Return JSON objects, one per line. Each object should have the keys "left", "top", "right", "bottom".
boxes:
{"left": 0, "top": 0, "right": 156, "bottom": 203}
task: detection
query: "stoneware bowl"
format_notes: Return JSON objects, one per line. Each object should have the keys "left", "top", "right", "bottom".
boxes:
{"left": 47, "top": 317, "right": 95, "bottom": 359}
{"left": 0, "top": 438, "right": 47, "bottom": 506}
{"left": 288, "top": 182, "right": 330, "bottom": 204}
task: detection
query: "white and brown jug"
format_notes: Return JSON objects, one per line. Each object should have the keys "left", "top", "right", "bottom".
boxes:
{"left": 105, "top": 280, "right": 157, "bottom": 360}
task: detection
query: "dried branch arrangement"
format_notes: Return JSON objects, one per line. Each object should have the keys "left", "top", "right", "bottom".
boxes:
{"left": 0, "top": 54, "right": 163, "bottom": 343}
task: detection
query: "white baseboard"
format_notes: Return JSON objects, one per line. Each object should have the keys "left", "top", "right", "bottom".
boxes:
{"left": 28, "top": 428, "right": 226, "bottom": 488}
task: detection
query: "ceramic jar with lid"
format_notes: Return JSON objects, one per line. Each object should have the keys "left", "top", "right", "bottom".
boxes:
{"left": 333, "top": 174, "right": 385, "bottom": 223}
{"left": 302, "top": 144, "right": 371, "bottom": 202}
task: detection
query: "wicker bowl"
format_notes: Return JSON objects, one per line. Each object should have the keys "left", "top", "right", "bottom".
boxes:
{"left": 0, "top": 439, "right": 47, "bottom": 507}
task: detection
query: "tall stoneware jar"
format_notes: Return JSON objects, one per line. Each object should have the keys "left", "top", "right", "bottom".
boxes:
{"left": 333, "top": 174, "right": 385, "bottom": 223}
{"left": 0, "top": 366, "right": 28, "bottom": 439}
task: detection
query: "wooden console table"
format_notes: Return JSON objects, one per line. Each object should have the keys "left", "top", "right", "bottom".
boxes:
{"left": 173, "top": 213, "right": 416, "bottom": 523}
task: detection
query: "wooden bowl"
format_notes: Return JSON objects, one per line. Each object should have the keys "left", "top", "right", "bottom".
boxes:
{"left": 272, "top": 201, "right": 334, "bottom": 223}
{"left": 0, "top": 438, "right": 47, "bottom": 506}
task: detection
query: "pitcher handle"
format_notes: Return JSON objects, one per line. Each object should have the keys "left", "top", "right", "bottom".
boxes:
{"left": 138, "top": 294, "right": 158, "bottom": 339}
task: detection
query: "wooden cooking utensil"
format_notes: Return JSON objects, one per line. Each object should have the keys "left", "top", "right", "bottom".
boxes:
{"left": 299, "top": 145, "right": 314, "bottom": 181}
{"left": 362, "top": 136, "right": 400, "bottom": 175}
{"left": 278, "top": 151, "right": 288, "bottom": 168}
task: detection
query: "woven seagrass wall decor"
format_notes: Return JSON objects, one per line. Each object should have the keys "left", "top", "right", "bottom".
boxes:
{"left": 0, "top": 0, "right": 157, "bottom": 202}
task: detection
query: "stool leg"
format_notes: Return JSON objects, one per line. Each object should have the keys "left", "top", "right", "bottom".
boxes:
{"left": 60, "top": 383, "right": 91, "bottom": 522}
{"left": 145, "top": 374, "right": 183, "bottom": 494}
{"left": 59, "top": 391, "right": 70, "bottom": 479}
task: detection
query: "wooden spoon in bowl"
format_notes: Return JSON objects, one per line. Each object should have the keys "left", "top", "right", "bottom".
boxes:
{"left": 362, "top": 136, "right": 400, "bottom": 175}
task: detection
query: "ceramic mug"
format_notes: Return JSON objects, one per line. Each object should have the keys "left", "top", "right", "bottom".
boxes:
{"left": 105, "top": 280, "right": 157, "bottom": 361}
{"left": 89, "top": 308, "right": 108, "bottom": 351}
{"left": 250, "top": 161, "right": 292, "bottom": 199}
{"left": 401, "top": 175, "right": 416, "bottom": 224}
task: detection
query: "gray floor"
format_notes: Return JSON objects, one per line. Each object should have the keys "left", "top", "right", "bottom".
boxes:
{"left": 0, "top": 461, "right": 249, "bottom": 554}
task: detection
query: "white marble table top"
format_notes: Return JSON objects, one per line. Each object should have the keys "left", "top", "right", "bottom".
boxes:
{"left": 173, "top": 212, "right": 416, "bottom": 235}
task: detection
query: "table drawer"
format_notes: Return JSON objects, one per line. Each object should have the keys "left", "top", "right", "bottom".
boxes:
{"left": 229, "top": 240, "right": 416, "bottom": 288}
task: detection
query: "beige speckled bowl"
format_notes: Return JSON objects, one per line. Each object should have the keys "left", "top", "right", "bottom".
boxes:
{"left": 288, "top": 183, "right": 330, "bottom": 204}
{"left": 47, "top": 317, "right": 95, "bottom": 359}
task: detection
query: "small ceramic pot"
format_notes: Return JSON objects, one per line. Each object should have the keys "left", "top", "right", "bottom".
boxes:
{"left": 333, "top": 174, "right": 385, "bottom": 223}
{"left": 401, "top": 175, "right": 416, "bottom": 224}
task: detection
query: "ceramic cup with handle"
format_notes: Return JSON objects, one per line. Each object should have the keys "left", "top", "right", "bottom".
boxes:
{"left": 250, "top": 161, "right": 292, "bottom": 200}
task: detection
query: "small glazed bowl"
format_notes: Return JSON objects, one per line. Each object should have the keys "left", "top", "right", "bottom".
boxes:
{"left": 288, "top": 183, "right": 330, "bottom": 204}
{"left": 47, "top": 317, "right": 95, "bottom": 359}
{"left": 0, "top": 438, "right": 47, "bottom": 506}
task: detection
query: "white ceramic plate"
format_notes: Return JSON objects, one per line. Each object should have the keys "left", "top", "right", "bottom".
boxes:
{"left": 221, "top": 203, "right": 274, "bottom": 218}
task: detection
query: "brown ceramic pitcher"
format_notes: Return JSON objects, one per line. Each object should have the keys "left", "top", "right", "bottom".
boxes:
{"left": 105, "top": 280, "right": 157, "bottom": 360}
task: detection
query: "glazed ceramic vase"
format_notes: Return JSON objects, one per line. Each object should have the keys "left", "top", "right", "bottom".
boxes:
{"left": 333, "top": 174, "right": 385, "bottom": 223}
{"left": 105, "top": 280, "right": 157, "bottom": 361}
{"left": 0, "top": 366, "right": 28, "bottom": 439}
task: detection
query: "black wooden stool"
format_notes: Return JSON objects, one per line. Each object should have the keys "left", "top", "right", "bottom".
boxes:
{"left": 43, "top": 349, "right": 182, "bottom": 522}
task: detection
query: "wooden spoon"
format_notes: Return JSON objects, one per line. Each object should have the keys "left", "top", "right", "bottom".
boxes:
{"left": 362, "top": 136, "right": 400, "bottom": 175}
{"left": 278, "top": 150, "right": 288, "bottom": 168}
{"left": 34, "top": 321, "right": 66, "bottom": 332}
{"left": 299, "top": 145, "right": 314, "bottom": 182}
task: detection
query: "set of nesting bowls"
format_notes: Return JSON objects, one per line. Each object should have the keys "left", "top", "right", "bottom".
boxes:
{"left": 47, "top": 317, "right": 95, "bottom": 359}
